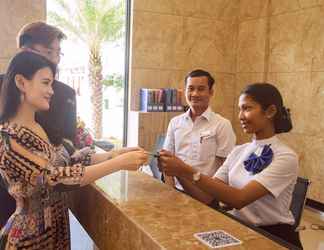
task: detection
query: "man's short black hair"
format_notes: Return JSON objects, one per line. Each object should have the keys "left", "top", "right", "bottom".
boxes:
{"left": 184, "top": 69, "right": 215, "bottom": 89}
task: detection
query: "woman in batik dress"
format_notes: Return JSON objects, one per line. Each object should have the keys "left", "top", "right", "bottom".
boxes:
{"left": 0, "top": 51, "right": 147, "bottom": 250}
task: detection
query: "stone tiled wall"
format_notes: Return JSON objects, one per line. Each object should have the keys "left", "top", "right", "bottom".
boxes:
{"left": 235, "top": 0, "right": 324, "bottom": 203}
{"left": 130, "top": 0, "right": 239, "bottom": 120}
{"left": 0, "top": 0, "right": 46, "bottom": 72}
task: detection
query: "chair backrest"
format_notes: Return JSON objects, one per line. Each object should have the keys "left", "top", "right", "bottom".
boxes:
{"left": 290, "top": 177, "right": 311, "bottom": 229}
{"left": 149, "top": 134, "right": 166, "bottom": 180}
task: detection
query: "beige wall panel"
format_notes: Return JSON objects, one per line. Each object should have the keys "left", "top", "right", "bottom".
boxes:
{"left": 239, "top": 0, "right": 269, "bottom": 22}
{"left": 194, "top": 0, "right": 239, "bottom": 21}
{"left": 132, "top": 11, "right": 185, "bottom": 70}
{"left": 0, "top": 0, "right": 45, "bottom": 59}
{"left": 312, "top": 53, "right": 324, "bottom": 71}
{"left": 308, "top": 72, "right": 324, "bottom": 135}
{"left": 133, "top": 0, "right": 196, "bottom": 16}
{"left": 133, "top": 0, "right": 239, "bottom": 21}
{"left": 269, "top": 7, "right": 324, "bottom": 72}
{"left": 270, "top": 0, "right": 320, "bottom": 16}
{"left": 182, "top": 18, "right": 236, "bottom": 73}
{"left": 237, "top": 18, "right": 267, "bottom": 73}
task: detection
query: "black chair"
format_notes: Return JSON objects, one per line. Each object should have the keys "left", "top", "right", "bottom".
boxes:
{"left": 290, "top": 177, "right": 311, "bottom": 231}
{"left": 149, "top": 134, "right": 165, "bottom": 181}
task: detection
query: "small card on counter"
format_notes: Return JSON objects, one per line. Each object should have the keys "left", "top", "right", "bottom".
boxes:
{"left": 194, "top": 230, "right": 242, "bottom": 249}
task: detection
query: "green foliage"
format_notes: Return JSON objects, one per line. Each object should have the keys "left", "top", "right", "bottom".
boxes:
{"left": 102, "top": 73, "right": 123, "bottom": 90}
{"left": 48, "top": 0, "right": 125, "bottom": 47}
{"left": 48, "top": 0, "right": 125, "bottom": 138}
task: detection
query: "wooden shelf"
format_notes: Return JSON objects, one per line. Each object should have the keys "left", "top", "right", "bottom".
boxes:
{"left": 128, "top": 111, "right": 183, "bottom": 151}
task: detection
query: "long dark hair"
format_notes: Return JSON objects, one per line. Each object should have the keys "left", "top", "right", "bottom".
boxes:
{"left": 0, "top": 51, "right": 56, "bottom": 123}
{"left": 241, "top": 83, "right": 292, "bottom": 134}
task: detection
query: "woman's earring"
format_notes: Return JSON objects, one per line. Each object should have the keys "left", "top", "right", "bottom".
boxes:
{"left": 20, "top": 93, "right": 25, "bottom": 102}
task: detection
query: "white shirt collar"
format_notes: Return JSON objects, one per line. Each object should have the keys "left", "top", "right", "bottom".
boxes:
{"left": 184, "top": 106, "right": 213, "bottom": 122}
{"left": 252, "top": 135, "right": 278, "bottom": 146}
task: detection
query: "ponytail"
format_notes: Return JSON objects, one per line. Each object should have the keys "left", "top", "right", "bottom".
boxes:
{"left": 241, "top": 83, "right": 293, "bottom": 134}
{"left": 274, "top": 106, "right": 292, "bottom": 133}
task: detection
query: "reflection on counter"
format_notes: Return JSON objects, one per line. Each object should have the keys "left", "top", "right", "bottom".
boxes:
{"left": 96, "top": 170, "right": 129, "bottom": 202}
{"left": 69, "top": 171, "right": 287, "bottom": 249}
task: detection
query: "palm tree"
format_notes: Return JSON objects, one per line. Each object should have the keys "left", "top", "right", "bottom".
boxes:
{"left": 48, "top": 0, "right": 124, "bottom": 138}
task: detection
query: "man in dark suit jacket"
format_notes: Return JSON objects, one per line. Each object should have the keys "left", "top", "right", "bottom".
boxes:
{"left": 0, "top": 22, "right": 77, "bottom": 228}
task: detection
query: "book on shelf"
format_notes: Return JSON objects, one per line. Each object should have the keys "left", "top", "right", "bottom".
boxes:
{"left": 140, "top": 88, "right": 164, "bottom": 112}
{"left": 140, "top": 88, "right": 184, "bottom": 112}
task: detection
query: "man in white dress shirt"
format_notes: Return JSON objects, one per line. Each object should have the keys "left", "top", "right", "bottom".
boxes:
{"left": 162, "top": 69, "right": 236, "bottom": 189}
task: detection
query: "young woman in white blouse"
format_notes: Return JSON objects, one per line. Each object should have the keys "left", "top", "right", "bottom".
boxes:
{"left": 158, "top": 83, "right": 302, "bottom": 248}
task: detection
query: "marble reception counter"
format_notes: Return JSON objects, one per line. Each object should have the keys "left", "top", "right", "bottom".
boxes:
{"left": 68, "top": 171, "right": 288, "bottom": 249}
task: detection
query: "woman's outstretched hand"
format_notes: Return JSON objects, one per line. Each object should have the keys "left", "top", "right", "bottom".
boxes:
{"left": 115, "top": 147, "right": 142, "bottom": 155}
{"left": 115, "top": 149, "right": 148, "bottom": 171}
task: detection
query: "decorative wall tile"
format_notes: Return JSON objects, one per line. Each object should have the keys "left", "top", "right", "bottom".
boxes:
{"left": 0, "top": 0, "right": 45, "bottom": 59}
{"left": 195, "top": 0, "right": 239, "bottom": 21}
{"left": 271, "top": 0, "right": 320, "bottom": 16}
{"left": 182, "top": 18, "right": 236, "bottom": 73}
{"left": 132, "top": 11, "right": 185, "bottom": 70}
{"left": 307, "top": 72, "right": 324, "bottom": 135}
{"left": 133, "top": 0, "right": 196, "bottom": 17}
{"left": 133, "top": 0, "right": 239, "bottom": 21}
{"left": 269, "top": 7, "right": 324, "bottom": 72}
{"left": 237, "top": 18, "right": 267, "bottom": 73}
{"left": 239, "top": 0, "right": 269, "bottom": 21}
{"left": 312, "top": 51, "right": 324, "bottom": 71}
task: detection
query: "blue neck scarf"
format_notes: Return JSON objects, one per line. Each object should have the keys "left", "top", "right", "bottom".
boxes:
{"left": 244, "top": 144, "right": 273, "bottom": 175}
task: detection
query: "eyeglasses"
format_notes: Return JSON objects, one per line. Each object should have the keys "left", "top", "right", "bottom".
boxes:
{"left": 46, "top": 47, "right": 64, "bottom": 57}
{"left": 29, "top": 47, "right": 64, "bottom": 58}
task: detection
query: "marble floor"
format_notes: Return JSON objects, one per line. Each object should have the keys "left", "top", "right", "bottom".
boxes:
{"left": 300, "top": 206, "right": 324, "bottom": 250}
{"left": 70, "top": 206, "right": 324, "bottom": 250}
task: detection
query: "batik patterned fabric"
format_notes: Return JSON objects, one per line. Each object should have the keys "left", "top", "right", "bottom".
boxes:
{"left": 0, "top": 123, "right": 93, "bottom": 250}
